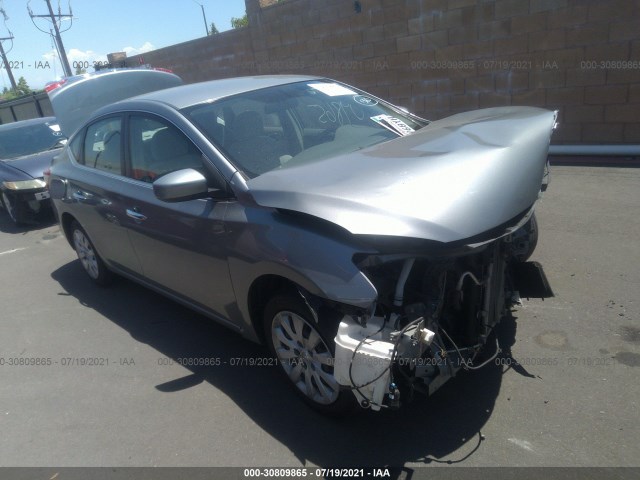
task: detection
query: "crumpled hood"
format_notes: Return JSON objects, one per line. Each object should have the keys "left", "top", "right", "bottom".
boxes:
{"left": 2, "top": 149, "right": 60, "bottom": 180}
{"left": 248, "top": 107, "right": 557, "bottom": 243}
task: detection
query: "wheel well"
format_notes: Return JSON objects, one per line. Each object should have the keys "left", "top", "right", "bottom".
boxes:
{"left": 247, "top": 275, "right": 299, "bottom": 344}
{"left": 60, "top": 212, "right": 77, "bottom": 246}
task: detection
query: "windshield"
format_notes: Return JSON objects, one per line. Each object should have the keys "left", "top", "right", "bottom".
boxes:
{"left": 182, "top": 80, "right": 427, "bottom": 178}
{"left": 0, "top": 119, "right": 65, "bottom": 160}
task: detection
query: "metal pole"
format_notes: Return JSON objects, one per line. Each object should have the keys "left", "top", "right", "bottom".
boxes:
{"left": 44, "top": 0, "right": 72, "bottom": 77}
{"left": 0, "top": 39, "right": 17, "bottom": 90}
{"left": 548, "top": 145, "right": 640, "bottom": 156}
{"left": 201, "top": 4, "right": 209, "bottom": 35}
{"left": 50, "top": 28, "right": 65, "bottom": 74}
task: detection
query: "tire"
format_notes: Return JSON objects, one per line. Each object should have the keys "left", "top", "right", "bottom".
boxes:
{"left": 71, "top": 221, "right": 113, "bottom": 286}
{"left": 263, "top": 293, "right": 356, "bottom": 414}
{"left": 1, "top": 190, "right": 23, "bottom": 225}
{"left": 515, "top": 213, "right": 539, "bottom": 262}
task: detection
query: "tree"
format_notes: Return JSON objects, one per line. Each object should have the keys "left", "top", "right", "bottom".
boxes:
{"left": 1, "top": 77, "right": 33, "bottom": 99}
{"left": 15, "top": 77, "right": 32, "bottom": 96}
{"left": 75, "top": 65, "right": 87, "bottom": 75}
{"left": 230, "top": 13, "right": 248, "bottom": 29}
{"left": 209, "top": 22, "right": 219, "bottom": 35}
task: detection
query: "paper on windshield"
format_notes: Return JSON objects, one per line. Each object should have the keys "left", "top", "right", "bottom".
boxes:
{"left": 308, "top": 83, "right": 357, "bottom": 97}
{"left": 370, "top": 115, "right": 415, "bottom": 136}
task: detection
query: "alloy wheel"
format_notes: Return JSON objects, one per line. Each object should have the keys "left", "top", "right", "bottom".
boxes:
{"left": 73, "top": 228, "right": 100, "bottom": 280}
{"left": 271, "top": 310, "right": 340, "bottom": 405}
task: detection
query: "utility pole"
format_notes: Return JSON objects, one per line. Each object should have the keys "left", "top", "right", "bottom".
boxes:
{"left": 200, "top": 3, "right": 209, "bottom": 36}
{"left": 0, "top": 7, "right": 17, "bottom": 90}
{"left": 28, "top": 0, "right": 73, "bottom": 77}
{"left": 0, "top": 34, "right": 17, "bottom": 90}
{"left": 191, "top": 1, "right": 209, "bottom": 36}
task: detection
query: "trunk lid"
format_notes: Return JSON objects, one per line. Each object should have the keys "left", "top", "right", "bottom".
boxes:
{"left": 48, "top": 69, "right": 183, "bottom": 137}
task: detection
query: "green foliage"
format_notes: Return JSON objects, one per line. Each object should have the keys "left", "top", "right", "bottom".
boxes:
{"left": 230, "top": 13, "right": 248, "bottom": 29}
{"left": 209, "top": 22, "right": 219, "bottom": 35}
{"left": 0, "top": 77, "right": 33, "bottom": 100}
{"left": 15, "top": 77, "right": 32, "bottom": 96}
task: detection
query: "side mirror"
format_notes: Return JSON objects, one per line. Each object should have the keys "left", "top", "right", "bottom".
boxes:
{"left": 153, "top": 168, "right": 209, "bottom": 202}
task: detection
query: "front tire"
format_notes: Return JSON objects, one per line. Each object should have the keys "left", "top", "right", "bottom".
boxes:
{"left": 514, "top": 213, "right": 539, "bottom": 262}
{"left": 263, "top": 293, "right": 355, "bottom": 414}
{"left": 1, "top": 191, "right": 22, "bottom": 225}
{"left": 71, "top": 221, "right": 112, "bottom": 286}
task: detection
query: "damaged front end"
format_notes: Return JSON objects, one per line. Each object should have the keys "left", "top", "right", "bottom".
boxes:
{"left": 333, "top": 226, "right": 539, "bottom": 411}
{"left": 247, "top": 104, "right": 557, "bottom": 411}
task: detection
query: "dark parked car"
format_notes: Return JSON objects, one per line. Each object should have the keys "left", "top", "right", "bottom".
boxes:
{"left": 0, "top": 117, "right": 65, "bottom": 224}
{"left": 49, "top": 75, "right": 556, "bottom": 413}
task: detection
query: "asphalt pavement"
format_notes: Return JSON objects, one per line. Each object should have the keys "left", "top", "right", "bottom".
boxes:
{"left": 0, "top": 166, "right": 638, "bottom": 474}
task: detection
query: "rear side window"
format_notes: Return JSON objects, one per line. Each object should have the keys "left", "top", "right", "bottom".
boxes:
{"left": 82, "top": 117, "right": 122, "bottom": 174}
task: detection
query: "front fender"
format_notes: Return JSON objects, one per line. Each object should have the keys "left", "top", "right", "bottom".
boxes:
{"left": 224, "top": 204, "right": 378, "bottom": 338}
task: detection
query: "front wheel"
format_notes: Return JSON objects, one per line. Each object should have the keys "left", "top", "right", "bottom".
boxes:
{"left": 263, "top": 293, "right": 355, "bottom": 414}
{"left": 1, "top": 191, "right": 22, "bottom": 225}
{"left": 71, "top": 221, "right": 112, "bottom": 286}
{"left": 514, "top": 213, "right": 539, "bottom": 262}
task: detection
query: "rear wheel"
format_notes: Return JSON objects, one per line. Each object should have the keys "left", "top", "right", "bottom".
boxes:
{"left": 71, "top": 221, "right": 112, "bottom": 286}
{"left": 263, "top": 293, "right": 355, "bottom": 414}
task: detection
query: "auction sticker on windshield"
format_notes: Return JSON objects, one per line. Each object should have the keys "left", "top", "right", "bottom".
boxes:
{"left": 308, "top": 83, "right": 356, "bottom": 96}
{"left": 370, "top": 114, "right": 415, "bottom": 136}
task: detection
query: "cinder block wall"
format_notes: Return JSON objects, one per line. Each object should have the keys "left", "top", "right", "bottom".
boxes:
{"left": 125, "top": 0, "right": 640, "bottom": 144}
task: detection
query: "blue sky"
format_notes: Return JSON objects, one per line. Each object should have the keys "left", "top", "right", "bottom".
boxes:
{"left": 0, "top": 0, "right": 248, "bottom": 89}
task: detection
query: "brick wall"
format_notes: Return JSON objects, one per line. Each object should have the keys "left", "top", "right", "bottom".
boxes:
{"left": 124, "top": 0, "right": 640, "bottom": 144}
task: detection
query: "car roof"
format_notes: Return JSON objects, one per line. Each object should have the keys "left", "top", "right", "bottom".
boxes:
{"left": 0, "top": 116, "right": 57, "bottom": 131}
{"left": 126, "top": 75, "right": 324, "bottom": 110}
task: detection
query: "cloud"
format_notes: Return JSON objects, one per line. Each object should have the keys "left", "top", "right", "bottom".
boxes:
{"left": 121, "top": 42, "right": 155, "bottom": 57}
{"left": 67, "top": 48, "right": 108, "bottom": 65}
{"left": 40, "top": 42, "right": 154, "bottom": 74}
{"left": 42, "top": 48, "right": 107, "bottom": 72}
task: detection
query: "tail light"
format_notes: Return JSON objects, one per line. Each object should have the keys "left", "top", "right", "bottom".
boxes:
{"left": 45, "top": 79, "right": 68, "bottom": 93}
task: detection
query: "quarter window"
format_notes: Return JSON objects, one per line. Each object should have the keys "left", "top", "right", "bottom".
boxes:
{"left": 83, "top": 117, "right": 122, "bottom": 174}
{"left": 68, "top": 131, "right": 83, "bottom": 163}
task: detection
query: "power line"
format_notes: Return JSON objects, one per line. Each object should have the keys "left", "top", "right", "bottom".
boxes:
{"left": 28, "top": 0, "right": 73, "bottom": 77}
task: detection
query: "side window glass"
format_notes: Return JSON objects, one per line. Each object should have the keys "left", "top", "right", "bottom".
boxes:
{"left": 83, "top": 117, "right": 122, "bottom": 174}
{"left": 128, "top": 115, "right": 204, "bottom": 183}
{"left": 68, "top": 131, "right": 84, "bottom": 163}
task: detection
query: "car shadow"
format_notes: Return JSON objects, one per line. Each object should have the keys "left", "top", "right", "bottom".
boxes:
{"left": 51, "top": 260, "right": 516, "bottom": 470}
{"left": 0, "top": 210, "right": 57, "bottom": 234}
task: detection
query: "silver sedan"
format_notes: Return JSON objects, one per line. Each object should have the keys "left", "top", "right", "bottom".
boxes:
{"left": 50, "top": 75, "right": 555, "bottom": 413}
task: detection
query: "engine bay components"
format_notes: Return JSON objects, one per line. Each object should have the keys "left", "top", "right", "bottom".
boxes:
{"left": 334, "top": 236, "right": 522, "bottom": 410}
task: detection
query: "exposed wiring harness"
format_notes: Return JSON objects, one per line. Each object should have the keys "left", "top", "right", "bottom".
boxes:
{"left": 440, "top": 326, "right": 500, "bottom": 371}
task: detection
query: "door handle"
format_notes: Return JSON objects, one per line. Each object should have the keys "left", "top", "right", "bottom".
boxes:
{"left": 72, "top": 191, "right": 89, "bottom": 201}
{"left": 126, "top": 208, "right": 147, "bottom": 222}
